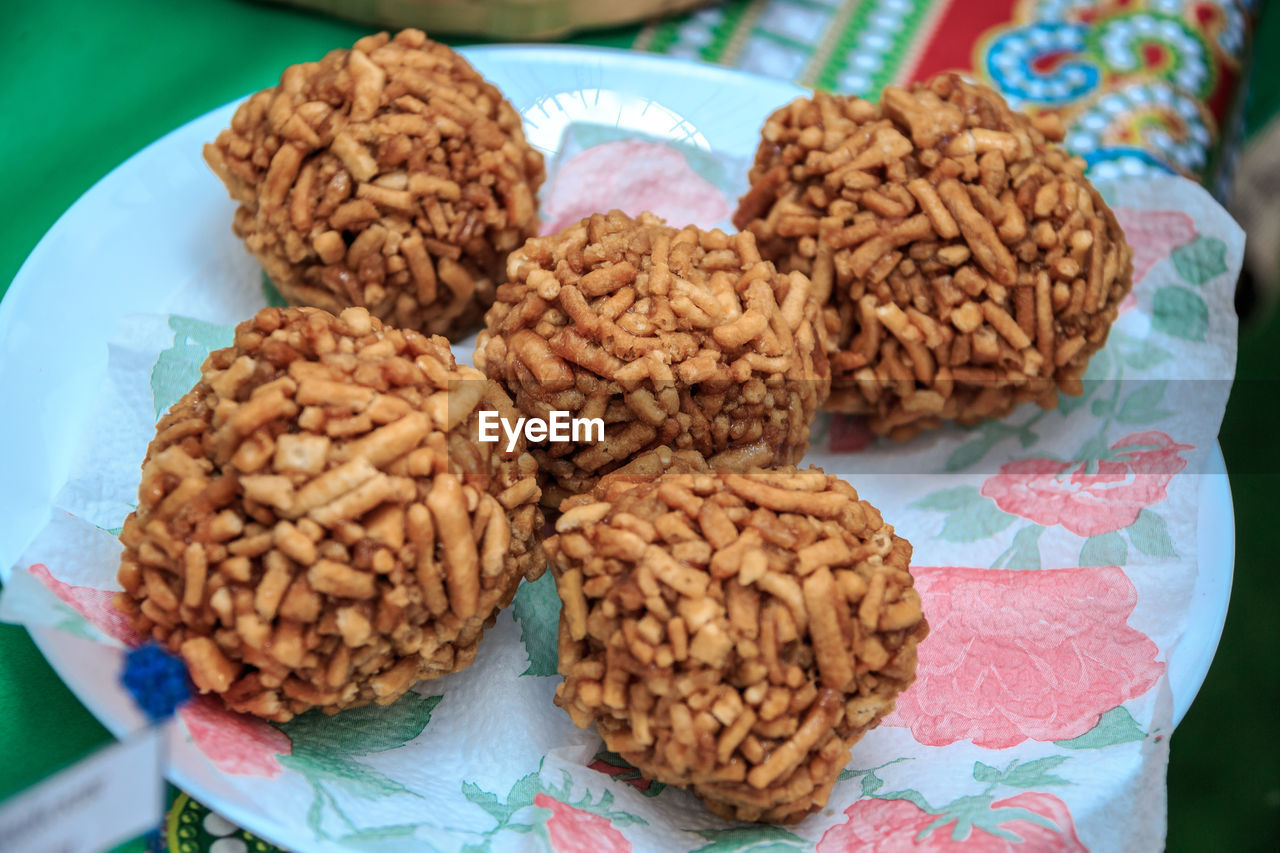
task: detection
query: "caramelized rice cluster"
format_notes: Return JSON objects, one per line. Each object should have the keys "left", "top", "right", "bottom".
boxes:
{"left": 476, "top": 210, "right": 830, "bottom": 505}
{"left": 546, "top": 450, "right": 927, "bottom": 822}
{"left": 204, "top": 29, "right": 545, "bottom": 339}
{"left": 734, "top": 73, "right": 1133, "bottom": 438}
{"left": 116, "top": 307, "right": 543, "bottom": 721}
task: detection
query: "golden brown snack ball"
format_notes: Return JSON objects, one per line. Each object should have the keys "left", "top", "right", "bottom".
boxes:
{"left": 545, "top": 449, "right": 927, "bottom": 823}
{"left": 475, "top": 210, "right": 830, "bottom": 507}
{"left": 204, "top": 29, "right": 545, "bottom": 340}
{"left": 115, "top": 306, "right": 544, "bottom": 721}
{"left": 734, "top": 73, "right": 1133, "bottom": 439}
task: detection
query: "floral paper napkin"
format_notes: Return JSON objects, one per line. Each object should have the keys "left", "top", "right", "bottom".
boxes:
{"left": 1, "top": 132, "right": 1242, "bottom": 852}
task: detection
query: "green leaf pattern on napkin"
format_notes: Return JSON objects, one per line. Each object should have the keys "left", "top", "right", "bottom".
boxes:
{"left": 1171, "top": 235, "right": 1228, "bottom": 286}
{"left": 972, "top": 756, "right": 1071, "bottom": 788}
{"left": 1153, "top": 285, "right": 1210, "bottom": 341}
{"left": 1080, "top": 531, "right": 1128, "bottom": 567}
{"left": 589, "top": 748, "right": 667, "bottom": 797}
{"left": 1128, "top": 508, "right": 1178, "bottom": 557}
{"left": 688, "top": 825, "right": 808, "bottom": 853}
{"left": 1055, "top": 706, "right": 1147, "bottom": 749}
{"left": 150, "top": 315, "right": 232, "bottom": 417}
{"left": 512, "top": 572, "right": 561, "bottom": 677}
{"left": 458, "top": 762, "right": 646, "bottom": 853}
{"left": 991, "top": 525, "right": 1045, "bottom": 570}
{"left": 911, "top": 486, "right": 1018, "bottom": 544}
{"left": 274, "top": 693, "right": 442, "bottom": 841}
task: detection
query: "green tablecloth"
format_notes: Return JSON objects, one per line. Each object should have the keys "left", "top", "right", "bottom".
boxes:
{"left": 2, "top": 1, "right": 1278, "bottom": 851}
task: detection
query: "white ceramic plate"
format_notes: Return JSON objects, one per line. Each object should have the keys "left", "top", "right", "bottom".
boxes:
{"left": 0, "top": 46, "right": 1233, "bottom": 851}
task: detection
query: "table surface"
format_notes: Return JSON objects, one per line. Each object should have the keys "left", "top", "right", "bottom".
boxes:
{"left": 2, "top": 2, "right": 1278, "bottom": 852}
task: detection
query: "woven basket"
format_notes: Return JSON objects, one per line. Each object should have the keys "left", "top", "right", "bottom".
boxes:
{"left": 267, "top": 0, "right": 712, "bottom": 40}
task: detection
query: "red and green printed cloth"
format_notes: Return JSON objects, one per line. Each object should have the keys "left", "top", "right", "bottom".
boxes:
{"left": 637, "top": 0, "right": 1254, "bottom": 194}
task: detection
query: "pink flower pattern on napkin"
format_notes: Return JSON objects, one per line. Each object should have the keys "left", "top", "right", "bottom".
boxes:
{"left": 540, "top": 140, "right": 730, "bottom": 234}
{"left": 1113, "top": 207, "right": 1198, "bottom": 314}
{"left": 29, "top": 563, "right": 291, "bottom": 777}
{"left": 887, "top": 566, "right": 1162, "bottom": 749}
{"left": 535, "top": 793, "right": 632, "bottom": 853}
{"left": 817, "top": 792, "right": 1088, "bottom": 852}
{"left": 1114, "top": 208, "right": 1195, "bottom": 285}
{"left": 29, "top": 562, "right": 143, "bottom": 646}
{"left": 180, "top": 694, "right": 292, "bottom": 778}
{"left": 980, "top": 431, "right": 1192, "bottom": 537}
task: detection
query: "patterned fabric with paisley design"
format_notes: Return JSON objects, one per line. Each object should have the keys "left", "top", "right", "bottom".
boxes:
{"left": 639, "top": 0, "right": 1254, "bottom": 193}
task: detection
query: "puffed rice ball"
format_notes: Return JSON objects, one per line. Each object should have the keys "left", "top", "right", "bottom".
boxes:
{"left": 115, "top": 306, "right": 543, "bottom": 721}
{"left": 735, "top": 73, "right": 1133, "bottom": 439}
{"left": 476, "top": 210, "right": 830, "bottom": 506}
{"left": 204, "top": 29, "right": 545, "bottom": 340}
{"left": 546, "top": 449, "right": 927, "bottom": 822}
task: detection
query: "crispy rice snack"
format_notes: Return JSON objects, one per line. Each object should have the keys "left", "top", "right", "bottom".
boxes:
{"left": 476, "top": 210, "right": 830, "bottom": 505}
{"left": 203, "top": 29, "right": 545, "bottom": 340}
{"left": 115, "top": 307, "right": 543, "bottom": 721}
{"left": 734, "top": 73, "right": 1133, "bottom": 439}
{"left": 546, "top": 449, "right": 927, "bottom": 822}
